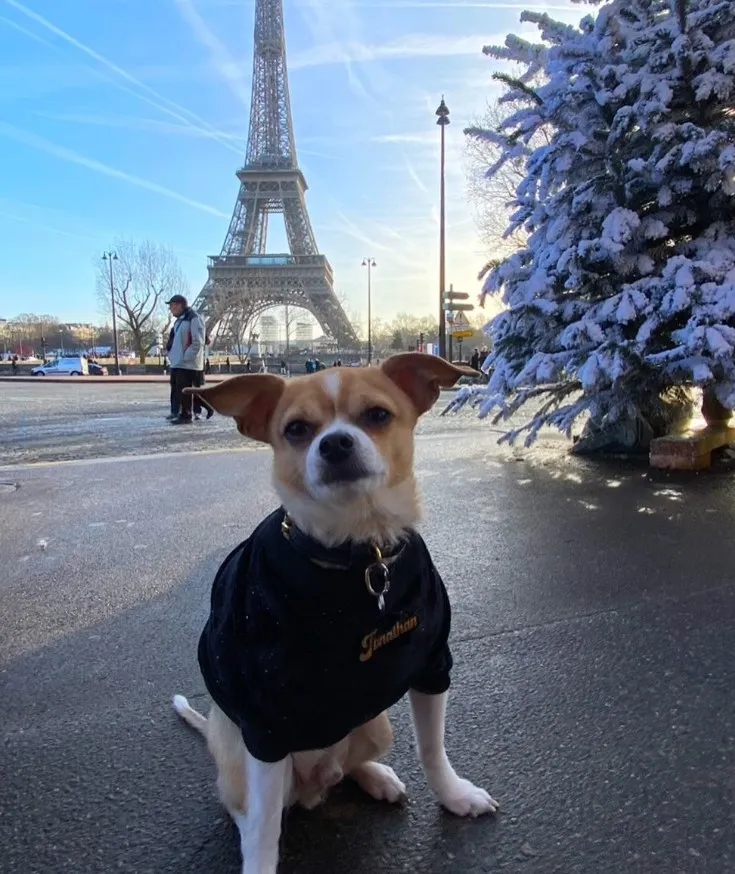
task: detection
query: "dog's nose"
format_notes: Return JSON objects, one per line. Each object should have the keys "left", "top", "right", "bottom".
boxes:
{"left": 319, "top": 431, "right": 354, "bottom": 464}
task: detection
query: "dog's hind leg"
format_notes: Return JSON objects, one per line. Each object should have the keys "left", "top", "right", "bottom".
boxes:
{"left": 349, "top": 761, "right": 407, "bottom": 803}
{"left": 206, "top": 705, "right": 249, "bottom": 818}
{"left": 344, "top": 711, "right": 407, "bottom": 804}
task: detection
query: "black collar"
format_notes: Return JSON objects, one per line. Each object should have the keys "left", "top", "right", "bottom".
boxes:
{"left": 280, "top": 509, "right": 404, "bottom": 571}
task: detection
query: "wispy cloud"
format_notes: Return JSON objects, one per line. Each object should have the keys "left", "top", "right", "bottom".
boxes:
{"left": 0, "top": 121, "right": 230, "bottom": 218}
{"left": 1, "top": 0, "right": 243, "bottom": 155}
{"left": 404, "top": 156, "right": 429, "bottom": 195}
{"left": 328, "top": 210, "right": 393, "bottom": 252}
{"left": 326, "top": 210, "right": 422, "bottom": 270}
{"left": 371, "top": 132, "right": 434, "bottom": 145}
{"left": 172, "top": 0, "right": 251, "bottom": 109}
{"left": 291, "top": 33, "right": 497, "bottom": 69}
{"left": 355, "top": 1, "right": 578, "bottom": 8}
{"left": 33, "top": 111, "right": 339, "bottom": 161}
{"left": 34, "top": 111, "right": 248, "bottom": 143}
{"left": 0, "top": 208, "right": 98, "bottom": 241}
{"left": 294, "top": 0, "right": 377, "bottom": 103}
{"left": 0, "top": 12, "right": 53, "bottom": 46}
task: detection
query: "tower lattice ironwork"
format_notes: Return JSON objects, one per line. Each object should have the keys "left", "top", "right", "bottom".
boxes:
{"left": 193, "top": 0, "right": 357, "bottom": 348}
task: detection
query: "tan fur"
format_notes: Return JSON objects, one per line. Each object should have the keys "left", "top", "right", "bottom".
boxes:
{"left": 175, "top": 697, "right": 394, "bottom": 814}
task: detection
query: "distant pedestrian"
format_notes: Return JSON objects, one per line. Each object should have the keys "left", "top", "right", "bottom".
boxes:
{"left": 225, "top": 356, "right": 231, "bottom": 374}
{"left": 470, "top": 348, "right": 480, "bottom": 371}
{"left": 205, "top": 357, "right": 212, "bottom": 375}
{"left": 165, "top": 294, "right": 205, "bottom": 425}
{"left": 11, "top": 355, "right": 18, "bottom": 375}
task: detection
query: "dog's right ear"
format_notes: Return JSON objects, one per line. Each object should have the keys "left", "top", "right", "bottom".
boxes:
{"left": 184, "top": 375, "right": 286, "bottom": 443}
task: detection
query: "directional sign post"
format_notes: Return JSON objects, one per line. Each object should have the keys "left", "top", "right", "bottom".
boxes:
{"left": 443, "top": 286, "right": 471, "bottom": 312}
{"left": 443, "top": 284, "right": 474, "bottom": 361}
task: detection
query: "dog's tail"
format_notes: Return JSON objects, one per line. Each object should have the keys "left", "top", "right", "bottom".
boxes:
{"left": 172, "top": 694, "right": 208, "bottom": 736}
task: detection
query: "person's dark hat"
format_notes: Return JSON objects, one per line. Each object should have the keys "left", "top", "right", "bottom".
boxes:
{"left": 166, "top": 294, "right": 188, "bottom": 306}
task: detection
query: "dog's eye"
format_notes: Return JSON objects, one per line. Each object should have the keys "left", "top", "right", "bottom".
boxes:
{"left": 284, "top": 420, "right": 313, "bottom": 441}
{"left": 362, "top": 406, "right": 393, "bottom": 426}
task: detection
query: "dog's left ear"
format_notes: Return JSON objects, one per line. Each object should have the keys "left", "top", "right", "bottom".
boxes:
{"left": 183, "top": 374, "right": 285, "bottom": 443}
{"left": 381, "top": 353, "right": 476, "bottom": 416}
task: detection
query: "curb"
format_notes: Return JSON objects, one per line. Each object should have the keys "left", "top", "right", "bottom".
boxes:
{"left": 0, "top": 375, "right": 229, "bottom": 385}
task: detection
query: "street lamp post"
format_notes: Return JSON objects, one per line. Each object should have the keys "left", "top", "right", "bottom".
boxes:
{"left": 436, "top": 96, "right": 450, "bottom": 359}
{"left": 102, "top": 251, "right": 121, "bottom": 375}
{"left": 361, "top": 258, "right": 376, "bottom": 365}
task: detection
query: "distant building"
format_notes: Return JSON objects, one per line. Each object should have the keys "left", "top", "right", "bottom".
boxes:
{"left": 259, "top": 315, "right": 279, "bottom": 345}
{"left": 295, "top": 320, "right": 314, "bottom": 344}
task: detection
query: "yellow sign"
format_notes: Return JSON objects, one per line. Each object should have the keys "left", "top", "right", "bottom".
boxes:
{"left": 452, "top": 330, "right": 473, "bottom": 340}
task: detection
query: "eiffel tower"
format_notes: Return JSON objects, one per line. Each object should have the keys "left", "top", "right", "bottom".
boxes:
{"left": 193, "top": 0, "right": 357, "bottom": 348}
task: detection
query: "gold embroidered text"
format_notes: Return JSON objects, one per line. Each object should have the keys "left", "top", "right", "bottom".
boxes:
{"left": 360, "top": 615, "right": 419, "bottom": 662}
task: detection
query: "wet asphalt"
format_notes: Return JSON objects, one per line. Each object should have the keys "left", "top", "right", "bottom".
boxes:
{"left": 1, "top": 382, "right": 734, "bottom": 874}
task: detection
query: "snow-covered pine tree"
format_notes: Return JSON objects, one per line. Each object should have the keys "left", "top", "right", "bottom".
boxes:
{"left": 456, "top": 0, "right": 735, "bottom": 451}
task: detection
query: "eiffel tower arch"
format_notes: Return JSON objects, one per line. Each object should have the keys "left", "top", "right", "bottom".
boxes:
{"left": 193, "top": 0, "right": 357, "bottom": 349}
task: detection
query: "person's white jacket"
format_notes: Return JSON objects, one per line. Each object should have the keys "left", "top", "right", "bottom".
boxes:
{"left": 168, "top": 308, "right": 205, "bottom": 371}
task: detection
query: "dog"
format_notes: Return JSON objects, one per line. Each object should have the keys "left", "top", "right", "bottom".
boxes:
{"left": 172, "top": 352, "right": 498, "bottom": 874}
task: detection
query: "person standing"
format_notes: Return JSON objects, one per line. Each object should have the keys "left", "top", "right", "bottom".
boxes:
{"left": 166, "top": 294, "right": 205, "bottom": 425}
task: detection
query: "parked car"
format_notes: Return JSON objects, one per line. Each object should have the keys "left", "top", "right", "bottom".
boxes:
{"left": 87, "top": 362, "right": 108, "bottom": 376}
{"left": 31, "top": 356, "right": 89, "bottom": 376}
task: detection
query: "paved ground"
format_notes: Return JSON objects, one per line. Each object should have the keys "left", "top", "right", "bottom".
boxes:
{"left": 0, "top": 380, "right": 500, "bottom": 467}
{"left": 1, "top": 383, "right": 734, "bottom": 873}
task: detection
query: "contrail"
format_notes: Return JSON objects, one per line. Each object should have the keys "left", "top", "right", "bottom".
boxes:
{"left": 0, "top": 121, "right": 230, "bottom": 218}
{"left": 173, "top": 0, "right": 252, "bottom": 110}
{"left": 2, "top": 0, "right": 245, "bottom": 156}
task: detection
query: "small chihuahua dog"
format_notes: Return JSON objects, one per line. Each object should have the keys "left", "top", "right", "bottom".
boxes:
{"left": 172, "top": 353, "right": 498, "bottom": 874}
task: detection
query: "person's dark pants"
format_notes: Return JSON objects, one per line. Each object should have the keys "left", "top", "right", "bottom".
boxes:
{"left": 192, "top": 370, "right": 214, "bottom": 418}
{"left": 170, "top": 368, "right": 197, "bottom": 420}
{"left": 169, "top": 372, "right": 179, "bottom": 417}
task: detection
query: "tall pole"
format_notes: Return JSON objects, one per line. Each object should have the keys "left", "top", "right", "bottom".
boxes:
{"left": 447, "top": 283, "right": 454, "bottom": 363}
{"left": 362, "top": 258, "right": 376, "bottom": 365}
{"left": 436, "top": 97, "right": 450, "bottom": 359}
{"left": 102, "top": 252, "right": 121, "bottom": 375}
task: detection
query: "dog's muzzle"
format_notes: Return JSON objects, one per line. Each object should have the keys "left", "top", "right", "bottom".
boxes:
{"left": 318, "top": 430, "right": 370, "bottom": 485}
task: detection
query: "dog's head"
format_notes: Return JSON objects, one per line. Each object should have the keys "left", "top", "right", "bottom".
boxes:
{"left": 187, "top": 354, "right": 472, "bottom": 545}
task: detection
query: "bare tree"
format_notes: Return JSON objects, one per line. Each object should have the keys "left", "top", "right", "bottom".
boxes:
{"left": 96, "top": 239, "right": 188, "bottom": 363}
{"left": 208, "top": 293, "right": 260, "bottom": 363}
{"left": 8, "top": 313, "right": 62, "bottom": 355}
{"left": 282, "top": 304, "right": 299, "bottom": 353}
{"left": 464, "top": 76, "right": 551, "bottom": 278}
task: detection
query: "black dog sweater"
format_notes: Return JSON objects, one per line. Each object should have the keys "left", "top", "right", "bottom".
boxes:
{"left": 198, "top": 507, "right": 453, "bottom": 763}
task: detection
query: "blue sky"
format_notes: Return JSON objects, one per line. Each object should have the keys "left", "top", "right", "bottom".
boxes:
{"left": 0, "top": 0, "right": 583, "bottom": 329}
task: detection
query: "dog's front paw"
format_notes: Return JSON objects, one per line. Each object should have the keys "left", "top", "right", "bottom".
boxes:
{"left": 436, "top": 777, "right": 499, "bottom": 817}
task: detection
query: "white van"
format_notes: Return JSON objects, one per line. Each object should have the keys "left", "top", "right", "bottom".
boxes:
{"left": 31, "top": 356, "right": 89, "bottom": 376}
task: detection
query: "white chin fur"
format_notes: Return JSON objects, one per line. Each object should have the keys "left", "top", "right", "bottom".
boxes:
{"left": 273, "top": 473, "right": 421, "bottom": 548}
